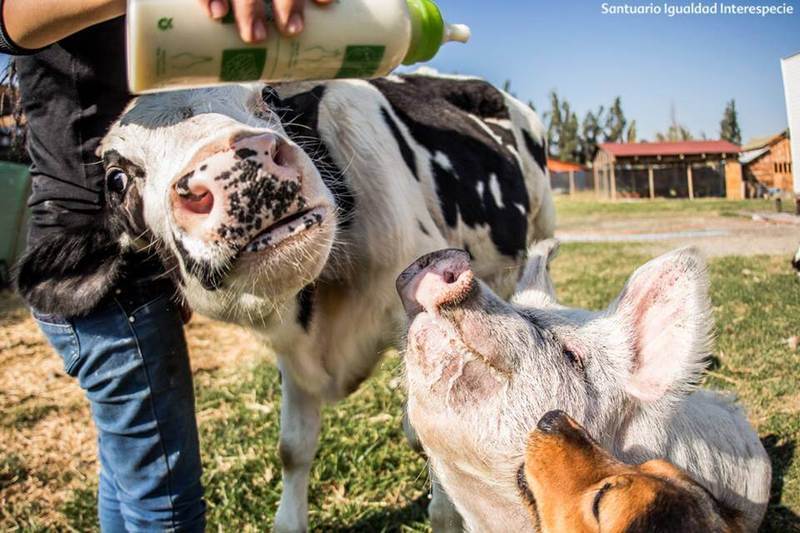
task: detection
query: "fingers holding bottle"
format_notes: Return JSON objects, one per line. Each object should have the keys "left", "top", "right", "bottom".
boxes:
{"left": 199, "top": 0, "right": 333, "bottom": 42}
{"left": 272, "top": 0, "right": 334, "bottom": 37}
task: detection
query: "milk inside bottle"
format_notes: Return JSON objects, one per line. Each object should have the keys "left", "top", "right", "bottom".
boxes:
{"left": 127, "top": 0, "right": 470, "bottom": 94}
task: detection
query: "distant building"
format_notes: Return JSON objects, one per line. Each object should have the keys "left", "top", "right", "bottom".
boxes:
{"left": 740, "top": 130, "right": 793, "bottom": 196}
{"left": 782, "top": 51, "right": 800, "bottom": 195}
{"left": 593, "top": 141, "right": 742, "bottom": 200}
{"left": 547, "top": 159, "right": 589, "bottom": 195}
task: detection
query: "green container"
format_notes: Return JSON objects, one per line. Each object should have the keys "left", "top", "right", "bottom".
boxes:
{"left": 0, "top": 161, "right": 30, "bottom": 285}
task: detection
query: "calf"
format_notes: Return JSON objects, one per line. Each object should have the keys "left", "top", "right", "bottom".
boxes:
{"left": 15, "top": 73, "right": 554, "bottom": 531}
{"left": 396, "top": 242, "right": 771, "bottom": 532}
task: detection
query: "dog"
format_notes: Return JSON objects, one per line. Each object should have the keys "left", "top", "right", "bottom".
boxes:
{"left": 518, "top": 410, "right": 746, "bottom": 533}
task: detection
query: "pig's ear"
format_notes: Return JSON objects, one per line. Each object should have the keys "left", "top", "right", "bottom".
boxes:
{"left": 512, "top": 239, "right": 560, "bottom": 308}
{"left": 610, "top": 248, "right": 712, "bottom": 404}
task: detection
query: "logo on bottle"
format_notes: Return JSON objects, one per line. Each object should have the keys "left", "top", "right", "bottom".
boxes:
{"left": 158, "top": 17, "right": 174, "bottom": 31}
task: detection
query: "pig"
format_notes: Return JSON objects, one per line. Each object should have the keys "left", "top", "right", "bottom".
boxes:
{"left": 396, "top": 241, "right": 771, "bottom": 532}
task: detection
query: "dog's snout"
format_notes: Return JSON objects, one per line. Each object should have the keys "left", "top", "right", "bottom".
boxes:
{"left": 535, "top": 411, "right": 599, "bottom": 453}
{"left": 536, "top": 410, "right": 569, "bottom": 434}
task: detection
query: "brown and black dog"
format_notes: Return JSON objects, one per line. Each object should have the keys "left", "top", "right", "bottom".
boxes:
{"left": 517, "top": 410, "right": 745, "bottom": 533}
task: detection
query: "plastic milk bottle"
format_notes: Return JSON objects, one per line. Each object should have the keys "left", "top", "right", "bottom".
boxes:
{"left": 127, "top": 0, "right": 471, "bottom": 94}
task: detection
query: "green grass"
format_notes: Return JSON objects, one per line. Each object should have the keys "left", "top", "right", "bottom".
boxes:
{"left": 11, "top": 239, "right": 800, "bottom": 531}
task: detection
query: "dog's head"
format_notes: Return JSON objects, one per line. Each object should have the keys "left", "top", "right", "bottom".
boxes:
{"left": 517, "top": 410, "right": 743, "bottom": 533}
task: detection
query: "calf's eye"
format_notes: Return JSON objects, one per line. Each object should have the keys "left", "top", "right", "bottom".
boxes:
{"left": 106, "top": 168, "right": 129, "bottom": 194}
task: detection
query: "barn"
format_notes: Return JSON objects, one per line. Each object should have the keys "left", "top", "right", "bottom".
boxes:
{"left": 593, "top": 140, "right": 743, "bottom": 200}
{"left": 740, "top": 130, "right": 793, "bottom": 196}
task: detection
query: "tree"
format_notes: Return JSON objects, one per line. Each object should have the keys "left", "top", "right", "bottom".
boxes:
{"left": 656, "top": 103, "right": 694, "bottom": 142}
{"left": 604, "top": 96, "right": 627, "bottom": 142}
{"left": 719, "top": 99, "right": 741, "bottom": 145}
{"left": 656, "top": 125, "right": 694, "bottom": 142}
{"left": 559, "top": 101, "right": 580, "bottom": 163}
{"left": 545, "top": 91, "right": 563, "bottom": 158}
{"left": 580, "top": 106, "right": 605, "bottom": 164}
{"left": 626, "top": 120, "right": 638, "bottom": 143}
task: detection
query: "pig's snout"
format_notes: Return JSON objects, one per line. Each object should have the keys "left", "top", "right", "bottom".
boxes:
{"left": 397, "top": 249, "right": 475, "bottom": 316}
{"left": 171, "top": 132, "right": 303, "bottom": 241}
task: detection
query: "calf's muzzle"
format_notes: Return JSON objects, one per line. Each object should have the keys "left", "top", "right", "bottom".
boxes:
{"left": 171, "top": 131, "right": 306, "bottom": 245}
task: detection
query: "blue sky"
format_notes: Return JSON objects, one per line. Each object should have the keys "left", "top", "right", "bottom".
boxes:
{"left": 424, "top": 0, "right": 800, "bottom": 142}
{"left": 2, "top": 1, "right": 796, "bottom": 143}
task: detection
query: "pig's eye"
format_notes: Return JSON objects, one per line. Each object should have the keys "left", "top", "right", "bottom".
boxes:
{"left": 564, "top": 347, "right": 584, "bottom": 372}
{"left": 106, "top": 168, "right": 129, "bottom": 194}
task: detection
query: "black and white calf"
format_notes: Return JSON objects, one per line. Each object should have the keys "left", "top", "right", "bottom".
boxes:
{"left": 15, "top": 73, "right": 554, "bottom": 531}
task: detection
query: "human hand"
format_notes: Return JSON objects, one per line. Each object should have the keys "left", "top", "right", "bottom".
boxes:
{"left": 197, "top": 0, "right": 334, "bottom": 43}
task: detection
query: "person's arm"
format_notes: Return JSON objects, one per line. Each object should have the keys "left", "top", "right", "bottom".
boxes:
{"left": 0, "top": 0, "right": 333, "bottom": 55}
{"left": 0, "top": 0, "right": 125, "bottom": 52}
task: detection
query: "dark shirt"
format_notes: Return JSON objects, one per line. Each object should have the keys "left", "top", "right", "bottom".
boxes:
{"left": 12, "top": 17, "right": 129, "bottom": 244}
{"left": 1, "top": 13, "right": 168, "bottom": 287}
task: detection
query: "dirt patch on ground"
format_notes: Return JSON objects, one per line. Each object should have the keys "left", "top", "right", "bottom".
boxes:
{"left": 0, "top": 291, "right": 267, "bottom": 529}
{"left": 556, "top": 212, "right": 800, "bottom": 257}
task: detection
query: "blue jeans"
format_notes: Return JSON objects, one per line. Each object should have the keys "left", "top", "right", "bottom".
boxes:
{"left": 34, "top": 281, "right": 206, "bottom": 532}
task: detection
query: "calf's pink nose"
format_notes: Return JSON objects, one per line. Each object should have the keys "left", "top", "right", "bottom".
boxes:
{"left": 177, "top": 185, "right": 214, "bottom": 215}
{"left": 171, "top": 131, "right": 300, "bottom": 239}
{"left": 396, "top": 249, "right": 474, "bottom": 316}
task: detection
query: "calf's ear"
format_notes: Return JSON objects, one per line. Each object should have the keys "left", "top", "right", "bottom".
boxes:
{"left": 609, "top": 248, "right": 712, "bottom": 404}
{"left": 14, "top": 226, "right": 124, "bottom": 317}
{"left": 512, "top": 238, "right": 560, "bottom": 308}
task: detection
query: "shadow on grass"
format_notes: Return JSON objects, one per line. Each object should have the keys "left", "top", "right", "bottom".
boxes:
{"left": 63, "top": 487, "right": 98, "bottom": 532}
{"left": 322, "top": 493, "right": 429, "bottom": 532}
{"left": 762, "top": 434, "right": 800, "bottom": 532}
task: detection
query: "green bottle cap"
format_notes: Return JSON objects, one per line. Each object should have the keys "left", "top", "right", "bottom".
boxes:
{"left": 404, "top": 0, "right": 470, "bottom": 66}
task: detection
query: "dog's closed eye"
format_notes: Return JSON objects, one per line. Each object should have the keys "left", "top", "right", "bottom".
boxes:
{"left": 592, "top": 481, "right": 614, "bottom": 520}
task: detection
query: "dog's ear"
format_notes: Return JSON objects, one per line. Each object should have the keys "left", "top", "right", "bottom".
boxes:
{"left": 609, "top": 248, "right": 712, "bottom": 404}
{"left": 14, "top": 226, "right": 124, "bottom": 317}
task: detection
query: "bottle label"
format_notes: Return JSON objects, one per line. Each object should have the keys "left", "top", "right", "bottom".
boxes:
{"left": 335, "top": 45, "right": 386, "bottom": 78}
{"left": 220, "top": 48, "right": 268, "bottom": 81}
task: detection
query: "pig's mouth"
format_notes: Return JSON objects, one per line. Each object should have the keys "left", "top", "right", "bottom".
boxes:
{"left": 241, "top": 205, "right": 328, "bottom": 256}
{"left": 399, "top": 249, "right": 514, "bottom": 388}
{"left": 409, "top": 311, "right": 513, "bottom": 383}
